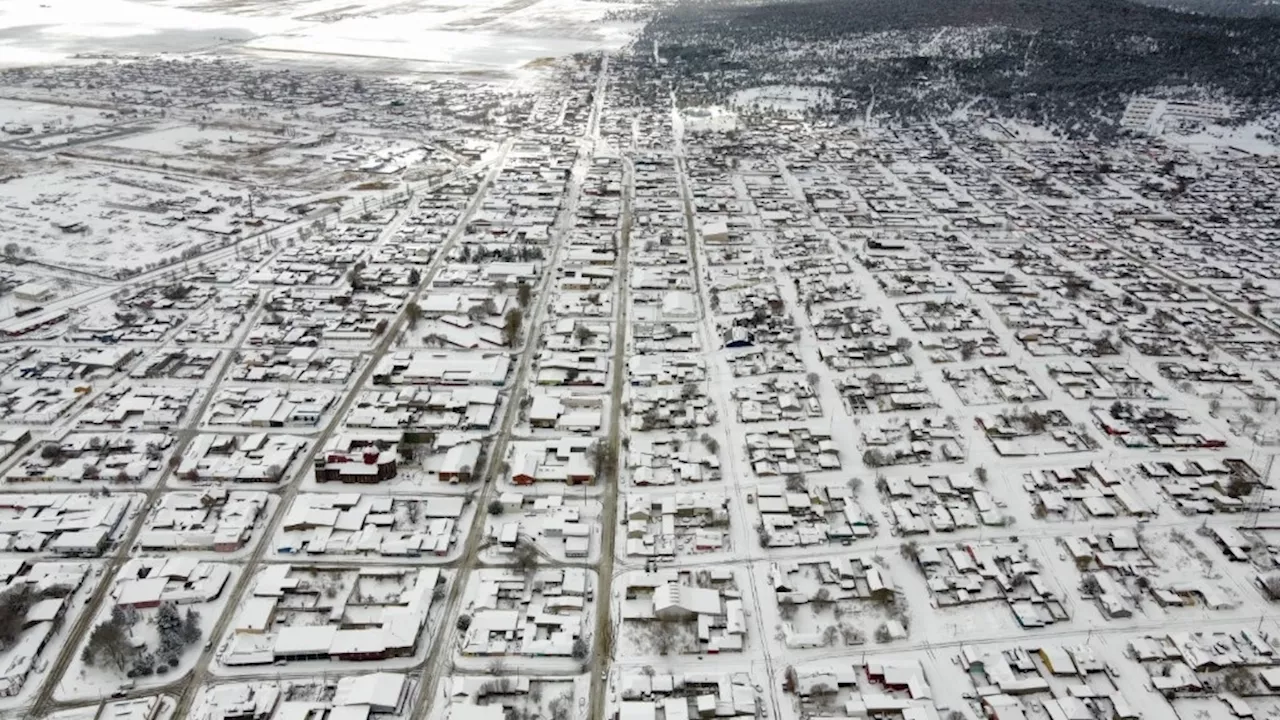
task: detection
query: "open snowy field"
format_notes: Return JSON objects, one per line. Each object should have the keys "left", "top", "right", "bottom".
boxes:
{"left": 83, "top": 125, "right": 431, "bottom": 190}
{"left": 0, "top": 159, "right": 290, "bottom": 276}
{"left": 0, "top": 0, "right": 650, "bottom": 74}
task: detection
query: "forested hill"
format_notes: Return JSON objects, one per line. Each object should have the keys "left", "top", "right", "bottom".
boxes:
{"left": 1133, "top": 0, "right": 1280, "bottom": 17}
{"left": 637, "top": 0, "right": 1280, "bottom": 137}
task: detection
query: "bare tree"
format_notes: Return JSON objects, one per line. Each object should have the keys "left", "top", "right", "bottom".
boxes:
{"left": 651, "top": 618, "right": 681, "bottom": 655}
{"left": 513, "top": 539, "right": 539, "bottom": 571}
{"left": 502, "top": 309, "right": 523, "bottom": 347}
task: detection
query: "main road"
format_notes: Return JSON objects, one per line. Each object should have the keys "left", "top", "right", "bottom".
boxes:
{"left": 407, "top": 54, "right": 612, "bottom": 720}
{"left": 585, "top": 146, "right": 632, "bottom": 720}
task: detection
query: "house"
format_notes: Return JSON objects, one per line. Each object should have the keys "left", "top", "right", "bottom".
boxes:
{"left": 617, "top": 702, "right": 657, "bottom": 720}
{"left": 652, "top": 583, "right": 721, "bottom": 620}
{"left": 509, "top": 439, "right": 597, "bottom": 486}
{"left": 1258, "top": 572, "right": 1280, "bottom": 600}
{"left": 701, "top": 220, "right": 729, "bottom": 243}
{"left": 439, "top": 443, "right": 481, "bottom": 483}
{"left": 137, "top": 490, "right": 268, "bottom": 553}
{"left": 314, "top": 445, "right": 398, "bottom": 484}
{"left": 12, "top": 282, "right": 56, "bottom": 303}
{"left": 377, "top": 352, "right": 512, "bottom": 386}
{"left": 512, "top": 453, "right": 540, "bottom": 485}
{"left": 662, "top": 292, "right": 697, "bottom": 319}
{"left": 724, "top": 327, "right": 752, "bottom": 348}
{"left": 333, "top": 673, "right": 407, "bottom": 713}
{"left": 223, "top": 566, "right": 440, "bottom": 666}
{"left": 529, "top": 396, "right": 564, "bottom": 428}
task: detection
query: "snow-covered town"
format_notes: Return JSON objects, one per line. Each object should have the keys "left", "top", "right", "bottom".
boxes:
{"left": 1, "top": 0, "right": 1280, "bottom": 719}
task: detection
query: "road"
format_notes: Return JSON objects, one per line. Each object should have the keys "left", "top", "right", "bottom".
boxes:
{"left": 930, "top": 120, "right": 1280, "bottom": 344}
{"left": 11, "top": 57, "right": 1280, "bottom": 720}
{"left": 406, "top": 55, "right": 612, "bottom": 720}
{"left": 585, "top": 147, "right": 631, "bottom": 720}
{"left": 28, "top": 288, "right": 270, "bottom": 717}
{"left": 161, "top": 139, "right": 515, "bottom": 720}
{"left": 19, "top": 67, "right": 599, "bottom": 720}
{"left": 24, "top": 148, "right": 506, "bottom": 717}
{"left": 670, "top": 135, "right": 788, "bottom": 720}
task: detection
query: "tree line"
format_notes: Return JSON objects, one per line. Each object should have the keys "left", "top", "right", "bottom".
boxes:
{"left": 632, "top": 0, "right": 1280, "bottom": 138}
